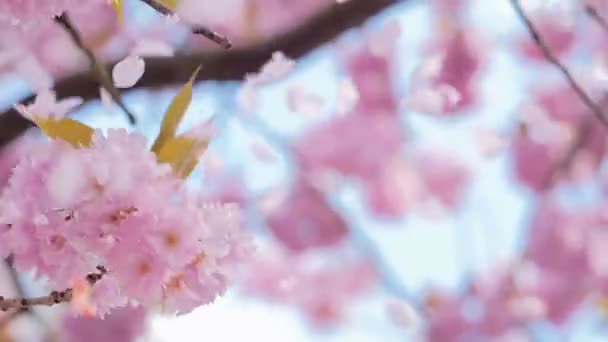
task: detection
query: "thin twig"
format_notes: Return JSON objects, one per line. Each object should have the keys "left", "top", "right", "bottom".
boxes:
{"left": 54, "top": 13, "right": 137, "bottom": 125}
{"left": 138, "top": 0, "right": 232, "bottom": 49}
{"left": 585, "top": 4, "right": 608, "bottom": 33}
{"left": 510, "top": 0, "right": 608, "bottom": 127}
{"left": 0, "top": 266, "right": 106, "bottom": 311}
{"left": 3, "top": 257, "right": 60, "bottom": 342}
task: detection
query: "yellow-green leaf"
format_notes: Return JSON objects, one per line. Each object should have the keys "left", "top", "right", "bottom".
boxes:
{"left": 154, "top": 0, "right": 179, "bottom": 11}
{"left": 151, "top": 66, "right": 201, "bottom": 154}
{"left": 34, "top": 117, "right": 94, "bottom": 148}
{"left": 110, "top": 0, "right": 124, "bottom": 24}
{"left": 156, "top": 135, "right": 209, "bottom": 178}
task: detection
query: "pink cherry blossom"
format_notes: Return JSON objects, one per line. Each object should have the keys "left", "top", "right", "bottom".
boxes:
{"left": 295, "top": 113, "right": 403, "bottom": 179}
{"left": 413, "top": 28, "right": 486, "bottom": 115}
{"left": 522, "top": 200, "right": 602, "bottom": 324}
{"left": 287, "top": 86, "right": 325, "bottom": 117}
{"left": 0, "top": 128, "right": 251, "bottom": 315}
{"left": 239, "top": 51, "right": 296, "bottom": 110}
{"left": 416, "top": 150, "right": 471, "bottom": 210}
{"left": 0, "top": 132, "right": 38, "bottom": 187}
{"left": 63, "top": 305, "right": 148, "bottom": 342}
{"left": 0, "top": 0, "right": 105, "bottom": 30}
{"left": 511, "top": 126, "right": 557, "bottom": 192}
{"left": 242, "top": 247, "right": 377, "bottom": 326}
{"left": 266, "top": 177, "right": 348, "bottom": 252}
{"left": 511, "top": 85, "right": 607, "bottom": 191}
{"left": 343, "top": 35, "right": 398, "bottom": 117}
{"left": 112, "top": 54, "right": 146, "bottom": 89}
{"left": 362, "top": 158, "right": 425, "bottom": 218}
{"left": 14, "top": 90, "right": 83, "bottom": 120}
{"left": 525, "top": 200, "right": 590, "bottom": 275}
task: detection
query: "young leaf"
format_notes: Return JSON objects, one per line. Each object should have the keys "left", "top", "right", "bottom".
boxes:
{"left": 151, "top": 66, "right": 201, "bottom": 154}
{"left": 110, "top": 0, "right": 124, "bottom": 24}
{"left": 156, "top": 135, "right": 209, "bottom": 178}
{"left": 34, "top": 117, "right": 94, "bottom": 148}
{"left": 153, "top": 0, "right": 179, "bottom": 11}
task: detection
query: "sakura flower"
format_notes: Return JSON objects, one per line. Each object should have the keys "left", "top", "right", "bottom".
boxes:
{"left": 362, "top": 158, "right": 425, "bottom": 218}
{"left": 295, "top": 113, "right": 403, "bottom": 179}
{"left": 344, "top": 37, "right": 398, "bottom": 117}
{"left": 411, "top": 28, "right": 486, "bottom": 115}
{"left": 0, "top": 0, "right": 105, "bottom": 30}
{"left": 63, "top": 305, "right": 148, "bottom": 342}
{"left": 111, "top": 37, "right": 174, "bottom": 90}
{"left": 162, "top": 203, "right": 253, "bottom": 315}
{"left": 253, "top": 51, "right": 296, "bottom": 84}
{"left": 511, "top": 86, "right": 607, "bottom": 191}
{"left": 0, "top": 132, "right": 38, "bottom": 187}
{"left": 528, "top": 269, "right": 588, "bottom": 324}
{"left": 405, "top": 84, "right": 462, "bottom": 115}
{"left": 112, "top": 54, "right": 145, "bottom": 89}
{"left": 14, "top": 90, "right": 83, "bottom": 120}
{"left": 416, "top": 150, "right": 471, "bottom": 210}
{"left": 238, "top": 51, "right": 296, "bottom": 110}
{"left": 287, "top": 86, "right": 325, "bottom": 117}
{"left": 335, "top": 79, "right": 359, "bottom": 114}
{"left": 242, "top": 248, "right": 377, "bottom": 327}
{"left": 511, "top": 126, "right": 557, "bottom": 192}
{"left": 266, "top": 178, "right": 348, "bottom": 252}
{"left": 525, "top": 200, "right": 597, "bottom": 283}
{"left": 0, "top": 128, "right": 250, "bottom": 315}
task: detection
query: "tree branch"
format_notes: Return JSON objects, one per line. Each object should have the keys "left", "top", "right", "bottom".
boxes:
{"left": 0, "top": 0, "right": 400, "bottom": 148}
{"left": 54, "top": 12, "right": 137, "bottom": 125}
{"left": 1, "top": 257, "right": 58, "bottom": 341}
{"left": 138, "top": 0, "right": 232, "bottom": 49}
{"left": 585, "top": 4, "right": 608, "bottom": 33}
{"left": 510, "top": 0, "right": 608, "bottom": 127}
{"left": 0, "top": 266, "right": 106, "bottom": 311}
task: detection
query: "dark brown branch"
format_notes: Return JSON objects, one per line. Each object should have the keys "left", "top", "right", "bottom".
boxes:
{"left": 138, "top": 0, "right": 232, "bottom": 49}
{"left": 0, "top": 266, "right": 106, "bottom": 311}
{"left": 511, "top": 0, "right": 608, "bottom": 127}
{"left": 54, "top": 12, "right": 137, "bottom": 125}
{"left": 0, "top": 0, "right": 399, "bottom": 148}
{"left": 585, "top": 4, "right": 608, "bottom": 33}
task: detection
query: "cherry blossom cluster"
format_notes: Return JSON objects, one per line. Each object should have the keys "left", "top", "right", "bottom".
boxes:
{"left": 423, "top": 197, "right": 608, "bottom": 341}
{"left": 512, "top": 85, "right": 606, "bottom": 191}
{"left": 0, "top": 126, "right": 251, "bottom": 316}
{"left": 242, "top": 245, "right": 377, "bottom": 326}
